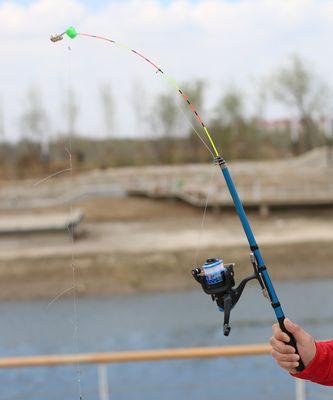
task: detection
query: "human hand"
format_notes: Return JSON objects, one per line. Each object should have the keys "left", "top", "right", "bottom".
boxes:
{"left": 270, "top": 318, "right": 316, "bottom": 374}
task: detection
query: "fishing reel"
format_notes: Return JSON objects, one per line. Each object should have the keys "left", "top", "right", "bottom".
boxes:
{"left": 192, "top": 254, "right": 266, "bottom": 336}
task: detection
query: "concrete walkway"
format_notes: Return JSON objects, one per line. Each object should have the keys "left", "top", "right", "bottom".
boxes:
{"left": 0, "top": 209, "right": 83, "bottom": 235}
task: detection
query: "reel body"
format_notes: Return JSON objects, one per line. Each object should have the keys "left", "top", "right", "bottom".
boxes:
{"left": 192, "top": 255, "right": 265, "bottom": 336}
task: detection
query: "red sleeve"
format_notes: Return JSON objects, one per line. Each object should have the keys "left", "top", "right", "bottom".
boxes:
{"left": 292, "top": 341, "right": 333, "bottom": 386}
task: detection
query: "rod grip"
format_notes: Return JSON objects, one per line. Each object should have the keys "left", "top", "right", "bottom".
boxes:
{"left": 278, "top": 317, "right": 305, "bottom": 372}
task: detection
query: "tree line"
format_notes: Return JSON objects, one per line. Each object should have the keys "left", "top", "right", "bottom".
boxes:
{"left": 0, "top": 55, "right": 332, "bottom": 179}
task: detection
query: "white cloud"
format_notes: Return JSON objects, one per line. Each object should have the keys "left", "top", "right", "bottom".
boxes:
{"left": 0, "top": 0, "right": 332, "bottom": 141}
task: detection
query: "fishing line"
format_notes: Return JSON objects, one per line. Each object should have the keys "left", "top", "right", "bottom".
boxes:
{"left": 193, "top": 164, "right": 216, "bottom": 268}
{"left": 46, "top": 285, "right": 75, "bottom": 308}
{"left": 33, "top": 168, "right": 71, "bottom": 187}
{"left": 173, "top": 95, "right": 215, "bottom": 159}
{"left": 66, "top": 45, "right": 84, "bottom": 400}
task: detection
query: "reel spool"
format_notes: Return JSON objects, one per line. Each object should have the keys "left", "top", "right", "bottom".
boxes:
{"left": 192, "top": 254, "right": 266, "bottom": 336}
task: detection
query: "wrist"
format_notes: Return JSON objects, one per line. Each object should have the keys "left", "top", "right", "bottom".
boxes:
{"left": 301, "top": 336, "right": 316, "bottom": 367}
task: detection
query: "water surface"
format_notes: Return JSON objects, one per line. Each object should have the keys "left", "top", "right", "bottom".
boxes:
{"left": 0, "top": 279, "right": 332, "bottom": 399}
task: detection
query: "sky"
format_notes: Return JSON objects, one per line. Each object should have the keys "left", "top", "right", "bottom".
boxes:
{"left": 1, "top": 0, "right": 333, "bottom": 141}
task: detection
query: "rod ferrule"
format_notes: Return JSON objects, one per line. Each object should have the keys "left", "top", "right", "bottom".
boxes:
{"left": 214, "top": 156, "right": 227, "bottom": 169}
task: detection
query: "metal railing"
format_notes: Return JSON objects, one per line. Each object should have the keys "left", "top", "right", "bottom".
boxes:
{"left": 0, "top": 343, "right": 306, "bottom": 400}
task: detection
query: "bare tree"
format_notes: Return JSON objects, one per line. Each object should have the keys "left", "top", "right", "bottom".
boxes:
{"left": 215, "top": 89, "right": 244, "bottom": 126}
{"left": 21, "top": 87, "right": 48, "bottom": 140}
{"left": 210, "top": 89, "right": 266, "bottom": 159}
{"left": 181, "top": 79, "right": 205, "bottom": 126}
{"left": 324, "top": 114, "right": 333, "bottom": 164}
{"left": 20, "top": 86, "right": 49, "bottom": 161}
{"left": 216, "top": 89, "right": 247, "bottom": 154}
{"left": 100, "top": 82, "right": 115, "bottom": 137}
{"left": 130, "top": 80, "right": 149, "bottom": 135}
{"left": 0, "top": 97, "right": 5, "bottom": 170}
{"left": 0, "top": 96, "right": 4, "bottom": 142}
{"left": 272, "top": 55, "right": 331, "bottom": 151}
{"left": 180, "top": 80, "right": 207, "bottom": 159}
{"left": 64, "top": 87, "right": 79, "bottom": 136}
{"left": 152, "top": 92, "right": 178, "bottom": 138}
{"left": 149, "top": 90, "right": 180, "bottom": 163}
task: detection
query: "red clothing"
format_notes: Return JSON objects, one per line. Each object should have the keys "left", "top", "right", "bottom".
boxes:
{"left": 293, "top": 341, "right": 333, "bottom": 386}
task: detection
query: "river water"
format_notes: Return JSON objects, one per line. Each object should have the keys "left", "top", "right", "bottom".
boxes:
{"left": 0, "top": 279, "right": 332, "bottom": 400}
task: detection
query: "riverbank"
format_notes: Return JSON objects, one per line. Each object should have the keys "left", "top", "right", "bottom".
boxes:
{"left": 0, "top": 197, "right": 332, "bottom": 300}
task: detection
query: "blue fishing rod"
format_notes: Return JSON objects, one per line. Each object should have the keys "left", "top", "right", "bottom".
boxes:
{"left": 51, "top": 26, "right": 304, "bottom": 372}
{"left": 192, "top": 155, "right": 305, "bottom": 372}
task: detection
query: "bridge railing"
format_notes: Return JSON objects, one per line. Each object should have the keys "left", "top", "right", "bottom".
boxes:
{"left": 0, "top": 344, "right": 306, "bottom": 400}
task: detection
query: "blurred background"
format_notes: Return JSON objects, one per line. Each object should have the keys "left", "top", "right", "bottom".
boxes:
{"left": 0, "top": 0, "right": 333, "bottom": 399}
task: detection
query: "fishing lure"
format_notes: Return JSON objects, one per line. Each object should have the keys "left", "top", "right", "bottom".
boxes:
{"left": 51, "top": 26, "right": 304, "bottom": 371}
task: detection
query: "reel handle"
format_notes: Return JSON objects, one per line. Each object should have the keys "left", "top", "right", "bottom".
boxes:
{"left": 278, "top": 317, "right": 305, "bottom": 372}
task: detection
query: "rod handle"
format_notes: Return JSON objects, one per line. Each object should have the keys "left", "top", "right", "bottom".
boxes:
{"left": 278, "top": 317, "right": 305, "bottom": 372}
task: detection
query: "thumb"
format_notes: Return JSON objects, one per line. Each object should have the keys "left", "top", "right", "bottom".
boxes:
{"left": 283, "top": 318, "right": 304, "bottom": 342}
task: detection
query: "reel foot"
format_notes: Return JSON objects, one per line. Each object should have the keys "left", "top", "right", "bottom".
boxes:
{"left": 223, "top": 324, "right": 231, "bottom": 336}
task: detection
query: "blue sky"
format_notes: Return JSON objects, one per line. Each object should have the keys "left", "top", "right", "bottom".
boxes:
{"left": 1, "top": 0, "right": 332, "bottom": 140}
{"left": 0, "top": 0, "right": 202, "bottom": 7}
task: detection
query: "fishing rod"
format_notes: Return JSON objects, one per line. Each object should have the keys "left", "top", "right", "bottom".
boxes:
{"left": 51, "top": 26, "right": 304, "bottom": 372}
